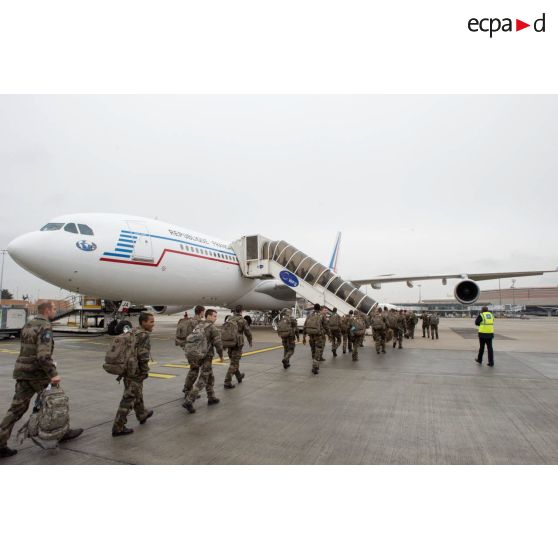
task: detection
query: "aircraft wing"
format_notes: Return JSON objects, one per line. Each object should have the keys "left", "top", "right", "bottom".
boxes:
{"left": 350, "top": 268, "right": 558, "bottom": 287}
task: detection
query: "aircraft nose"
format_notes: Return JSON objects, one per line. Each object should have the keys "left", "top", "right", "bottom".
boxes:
{"left": 7, "top": 232, "right": 42, "bottom": 270}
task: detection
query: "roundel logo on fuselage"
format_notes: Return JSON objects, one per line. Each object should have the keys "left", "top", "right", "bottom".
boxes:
{"left": 76, "top": 240, "right": 97, "bottom": 252}
{"left": 279, "top": 270, "right": 299, "bottom": 288}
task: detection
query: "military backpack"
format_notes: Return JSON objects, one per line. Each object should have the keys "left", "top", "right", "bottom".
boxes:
{"left": 103, "top": 331, "right": 138, "bottom": 379}
{"left": 18, "top": 383, "right": 70, "bottom": 449}
{"left": 221, "top": 317, "right": 241, "bottom": 348}
{"left": 328, "top": 313, "right": 341, "bottom": 332}
{"left": 304, "top": 313, "right": 322, "bottom": 335}
{"left": 372, "top": 314, "right": 386, "bottom": 330}
{"left": 276, "top": 316, "right": 295, "bottom": 339}
{"left": 350, "top": 316, "right": 366, "bottom": 335}
{"left": 430, "top": 315, "right": 439, "bottom": 326}
{"left": 185, "top": 322, "right": 210, "bottom": 360}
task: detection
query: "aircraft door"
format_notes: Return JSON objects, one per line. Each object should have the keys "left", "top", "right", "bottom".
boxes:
{"left": 126, "top": 221, "right": 154, "bottom": 262}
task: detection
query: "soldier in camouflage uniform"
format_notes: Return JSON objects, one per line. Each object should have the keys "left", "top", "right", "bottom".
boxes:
{"left": 174, "top": 310, "right": 191, "bottom": 347}
{"left": 178, "top": 305, "right": 205, "bottom": 397}
{"left": 224, "top": 305, "right": 253, "bottom": 389}
{"left": 327, "top": 308, "right": 342, "bottom": 357}
{"left": 406, "top": 311, "right": 418, "bottom": 339}
{"left": 341, "top": 310, "right": 353, "bottom": 354}
{"left": 112, "top": 313, "right": 155, "bottom": 437}
{"left": 421, "top": 312, "right": 430, "bottom": 338}
{"left": 349, "top": 311, "right": 367, "bottom": 361}
{"left": 430, "top": 312, "right": 440, "bottom": 340}
{"left": 371, "top": 307, "right": 387, "bottom": 354}
{"left": 278, "top": 309, "right": 300, "bottom": 369}
{"left": 183, "top": 309, "right": 225, "bottom": 413}
{"left": 0, "top": 301, "right": 83, "bottom": 458}
{"left": 391, "top": 309, "right": 405, "bottom": 349}
{"left": 303, "top": 303, "right": 330, "bottom": 374}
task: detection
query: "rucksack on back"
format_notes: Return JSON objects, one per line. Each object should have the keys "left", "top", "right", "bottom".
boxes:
{"left": 185, "top": 322, "right": 209, "bottom": 360}
{"left": 18, "top": 384, "right": 70, "bottom": 449}
{"left": 276, "top": 316, "right": 294, "bottom": 338}
{"left": 351, "top": 316, "right": 366, "bottom": 335}
{"left": 221, "top": 318, "right": 240, "bottom": 348}
{"left": 304, "top": 313, "right": 322, "bottom": 335}
{"left": 328, "top": 314, "right": 341, "bottom": 331}
{"left": 103, "top": 331, "right": 137, "bottom": 378}
{"left": 372, "top": 315, "right": 386, "bottom": 330}
{"left": 431, "top": 315, "right": 439, "bottom": 325}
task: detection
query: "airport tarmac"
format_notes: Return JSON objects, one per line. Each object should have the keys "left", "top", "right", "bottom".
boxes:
{"left": 1, "top": 316, "right": 558, "bottom": 465}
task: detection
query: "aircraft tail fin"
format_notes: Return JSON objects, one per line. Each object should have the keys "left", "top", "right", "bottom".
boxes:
{"left": 328, "top": 232, "right": 342, "bottom": 273}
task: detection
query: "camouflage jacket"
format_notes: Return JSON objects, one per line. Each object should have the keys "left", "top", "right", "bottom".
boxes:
{"left": 176, "top": 316, "right": 202, "bottom": 348}
{"left": 230, "top": 313, "right": 253, "bottom": 345}
{"left": 13, "top": 316, "right": 57, "bottom": 381}
{"left": 303, "top": 312, "right": 330, "bottom": 338}
{"left": 134, "top": 327, "right": 152, "bottom": 377}
{"left": 340, "top": 315, "right": 351, "bottom": 334}
{"left": 421, "top": 313, "right": 430, "bottom": 326}
{"left": 203, "top": 320, "right": 224, "bottom": 359}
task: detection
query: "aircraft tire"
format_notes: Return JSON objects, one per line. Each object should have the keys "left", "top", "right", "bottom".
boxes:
{"left": 107, "top": 319, "right": 119, "bottom": 335}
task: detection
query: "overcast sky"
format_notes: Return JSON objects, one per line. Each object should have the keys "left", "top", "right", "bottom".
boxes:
{"left": 0, "top": 95, "right": 556, "bottom": 303}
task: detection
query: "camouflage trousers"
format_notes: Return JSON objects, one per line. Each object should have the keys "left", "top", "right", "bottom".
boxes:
{"left": 422, "top": 325, "right": 430, "bottom": 338}
{"left": 225, "top": 345, "right": 244, "bottom": 385}
{"left": 430, "top": 325, "right": 439, "bottom": 339}
{"left": 308, "top": 334, "right": 324, "bottom": 368}
{"left": 0, "top": 379, "right": 49, "bottom": 447}
{"left": 407, "top": 325, "right": 415, "bottom": 339}
{"left": 393, "top": 328, "right": 403, "bottom": 348}
{"left": 282, "top": 336, "right": 296, "bottom": 363}
{"left": 113, "top": 377, "right": 149, "bottom": 432}
{"left": 352, "top": 335, "right": 364, "bottom": 360}
{"left": 185, "top": 356, "right": 215, "bottom": 404}
{"left": 372, "top": 329, "right": 386, "bottom": 353}
{"left": 330, "top": 330, "right": 341, "bottom": 352}
{"left": 183, "top": 354, "right": 201, "bottom": 395}
{"left": 342, "top": 332, "right": 352, "bottom": 352}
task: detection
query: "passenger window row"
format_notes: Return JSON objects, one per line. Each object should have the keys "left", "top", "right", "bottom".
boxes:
{"left": 178, "top": 243, "right": 236, "bottom": 261}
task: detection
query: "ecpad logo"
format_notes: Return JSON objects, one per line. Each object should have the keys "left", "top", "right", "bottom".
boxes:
{"left": 279, "top": 270, "right": 299, "bottom": 288}
{"left": 468, "top": 13, "right": 546, "bottom": 37}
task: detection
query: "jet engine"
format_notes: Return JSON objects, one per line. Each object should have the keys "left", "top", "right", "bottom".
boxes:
{"left": 150, "top": 305, "right": 188, "bottom": 315}
{"left": 454, "top": 280, "right": 480, "bottom": 305}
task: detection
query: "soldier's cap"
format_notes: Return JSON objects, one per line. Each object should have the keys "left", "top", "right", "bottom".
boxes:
{"left": 284, "top": 309, "right": 292, "bottom": 316}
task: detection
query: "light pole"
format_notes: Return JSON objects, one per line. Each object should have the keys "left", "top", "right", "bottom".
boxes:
{"left": 0, "top": 249, "right": 7, "bottom": 302}
{"left": 418, "top": 284, "right": 422, "bottom": 304}
{"left": 511, "top": 279, "right": 516, "bottom": 310}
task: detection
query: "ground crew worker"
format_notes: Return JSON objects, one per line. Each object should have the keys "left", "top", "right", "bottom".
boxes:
{"left": 341, "top": 311, "right": 353, "bottom": 354}
{"left": 180, "top": 305, "right": 205, "bottom": 397}
{"left": 303, "top": 303, "right": 330, "bottom": 374}
{"left": 112, "top": 312, "right": 155, "bottom": 437}
{"left": 371, "top": 307, "right": 387, "bottom": 354}
{"left": 0, "top": 301, "right": 83, "bottom": 458}
{"left": 349, "top": 311, "right": 367, "bottom": 361}
{"left": 421, "top": 312, "right": 430, "bottom": 338}
{"left": 430, "top": 312, "right": 440, "bottom": 340}
{"left": 183, "top": 309, "right": 224, "bottom": 413}
{"left": 475, "top": 306, "right": 495, "bottom": 367}
{"left": 224, "top": 305, "right": 253, "bottom": 389}
{"left": 328, "top": 307, "right": 342, "bottom": 356}
{"left": 277, "top": 309, "right": 300, "bottom": 369}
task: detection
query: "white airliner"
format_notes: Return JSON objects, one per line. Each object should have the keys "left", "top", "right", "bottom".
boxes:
{"left": 7, "top": 213, "right": 556, "bottom": 321}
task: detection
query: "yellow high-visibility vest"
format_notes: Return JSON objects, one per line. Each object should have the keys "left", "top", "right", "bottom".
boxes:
{"left": 478, "top": 312, "right": 494, "bottom": 334}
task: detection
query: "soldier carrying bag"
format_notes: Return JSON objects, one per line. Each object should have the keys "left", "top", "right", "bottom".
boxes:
{"left": 103, "top": 331, "right": 138, "bottom": 381}
{"left": 185, "top": 322, "right": 210, "bottom": 360}
{"left": 17, "top": 383, "right": 70, "bottom": 450}
{"left": 328, "top": 313, "right": 341, "bottom": 332}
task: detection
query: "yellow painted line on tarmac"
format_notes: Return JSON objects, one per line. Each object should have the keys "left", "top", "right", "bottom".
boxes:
{"left": 0, "top": 348, "right": 19, "bottom": 354}
{"left": 148, "top": 372, "right": 176, "bottom": 379}
{"left": 161, "top": 345, "right": 285, "bottom": 369}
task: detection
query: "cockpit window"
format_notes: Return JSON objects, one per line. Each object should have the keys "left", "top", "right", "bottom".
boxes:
{"left": 78, "top": 224, "right": 94, "bottom": 235}
{"left": 40, "top": 223, "right": 64, "bottom": 231}
{"left": 64, "top": 223, "right": 78, "bottom": 234}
